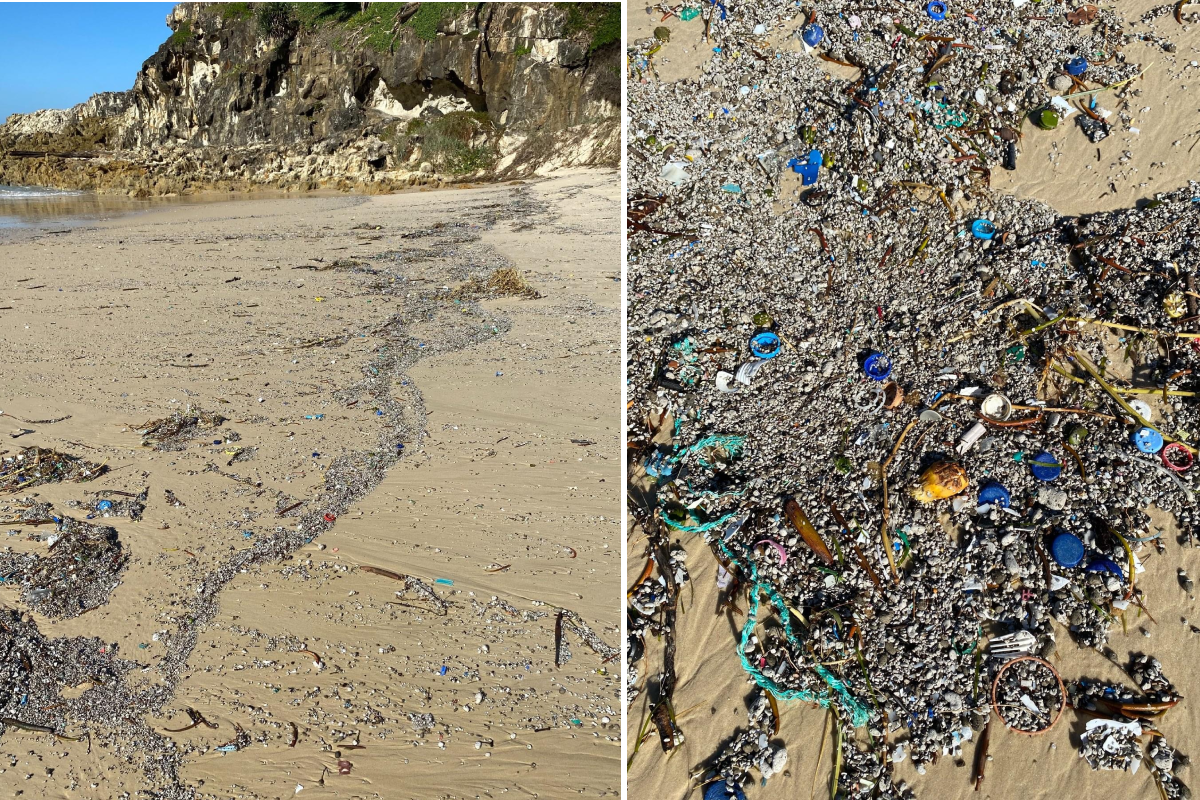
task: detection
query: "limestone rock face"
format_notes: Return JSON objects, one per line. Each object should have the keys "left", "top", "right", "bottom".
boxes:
{"left": 0, "top": 2, "right": 619, "bottom": 194}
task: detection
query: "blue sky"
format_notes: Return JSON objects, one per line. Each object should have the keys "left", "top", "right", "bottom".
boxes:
{"left": 0, "top": 3, "right": 176, "bottom": 124}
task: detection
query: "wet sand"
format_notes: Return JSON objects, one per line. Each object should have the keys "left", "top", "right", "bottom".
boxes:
{"left": 0, "top": 170, "right": 620, "bottom": 798}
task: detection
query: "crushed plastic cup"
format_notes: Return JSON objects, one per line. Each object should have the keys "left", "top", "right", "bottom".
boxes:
{"left": 661, "top": 162, "right": 690, "bottom": 185}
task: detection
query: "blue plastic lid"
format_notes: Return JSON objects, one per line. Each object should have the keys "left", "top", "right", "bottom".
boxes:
{"left": 863, "top": 352, "right": 892, "bottom": 381}
{"left": 1066, "top": 57, "right": 1088, "bottom": 76}
{"left": 1086, "top": 556, "right": 1124, "bottom": 581}
{"left": 1051, "top": 532, "right": 1085, "bottom": 568}
{"left": 802, "top": 23, "right": 824, "bottom": 47}
{"left": 971, "top": 219, "right": 996, "bottom": 240}
{"left": 1030, "top": 451, "right": 1062, "bottom": 481}
{"left": 978, "top": 482, "right": 1010, "bottom": 508}
{"left": 926, "top": 1, "right": 947, "bottom": 20}
{"left": 1132, "top": 427, "right": 1164, "bottom": 454}
{"left": 704, "top": 781, "right": 749, "bottom": 800}
{"left": 750, "top": 331, "right": 781, "bottom": 359}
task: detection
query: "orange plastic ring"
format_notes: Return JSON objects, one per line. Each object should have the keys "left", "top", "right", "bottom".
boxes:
{"left": 991, "top": 655, "right": 1066, "bottom": 736}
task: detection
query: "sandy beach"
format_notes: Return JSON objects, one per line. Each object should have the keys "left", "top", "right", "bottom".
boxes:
{"left": 627, "top": 2, "right": 1200, "bottom": 799}
{"left": 0, "top": 170, "right": 620, "bottom": 799}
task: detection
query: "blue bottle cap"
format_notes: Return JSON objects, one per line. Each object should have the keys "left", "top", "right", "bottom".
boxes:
{"left": 1051, "top": 532, "right": 1085, "bottom": 568}
{"left": 978, "top": 482, "right": 1010, "bottom": 508}
{"left": 802, "top": 23, "right": 824, "bottom": 47}
{"left": 704, "top": 780, "right": 749, "bottom": 800}
{"left": 1086, "top": 556, "right": 1124, "bottom": 581}
{"left": 1132, "top": 427, "right": 1163, "bottom": 454}
{"left": 926, "top": 1, "right": 947, "bottom": 20}
{"left": 97, "top": 499, "right": 113, "bottom": 512}
{"left": 863, "top": 352, "right": 892, "bottom": 381}
{"left": 749, "top": 331, "right": 781, "bottom": 359}
{"left": 1066, "top": 57, "right": 1088, "bottom": 76}
{"left": 971, "top": 219, "right": 996, "bottom": 240}
{"left": 1030, "top": 451, "right": 1062, "bottom": 481}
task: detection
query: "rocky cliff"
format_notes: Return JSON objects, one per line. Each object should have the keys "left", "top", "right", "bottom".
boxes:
{"left": 0, "top": 2, "right": 620, "bottom": 194}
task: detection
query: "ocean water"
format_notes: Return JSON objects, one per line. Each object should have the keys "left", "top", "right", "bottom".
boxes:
{"left": 0, "top": 183, "right": 151, "bottom": 229}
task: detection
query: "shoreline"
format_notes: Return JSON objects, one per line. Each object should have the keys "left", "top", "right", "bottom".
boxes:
{"left": 0, "top": 177, "right": 533, "bottom": 232}
{"left": 0, "top": 170, "right": 620, "bottom": 798}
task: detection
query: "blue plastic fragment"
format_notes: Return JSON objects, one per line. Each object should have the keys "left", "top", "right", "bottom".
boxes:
{"left": 790, "top": 149, "right": 823, "bottom": 185}
{"left": 1086, "top": 556, "right": 1124, "bottom": 581}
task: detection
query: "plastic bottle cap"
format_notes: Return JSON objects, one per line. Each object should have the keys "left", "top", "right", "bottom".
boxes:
{"left": 749, "top": 331, "right": 781, "bottom": 359}
{"left": 802, "top": 23, "right": 824, "bottom": 47}
{"left": 1066, "top": 57, "right": 1088, "bottom": 76}
{"left": 1051, "top": 532, "right": 1085, "bottom": 568}
{"left": 703, "top": 780, "right": 749, "bottom": 800}
{"left": 863, "top": 352, "right": 892, "bottom": 381}
{"left": 1030, "top": 451, "right": 1062, "bottom": 481}
{"left": 1132, "top": 427, "right": 1164, "bottom": 454}
{"left": 926, "top": 1, "right": 947, "bottom": 20}
{"left": 978, "top": 482, "right": 1010, "bottom": 508}
{"left": 97, "top": 500, "right": 113, "bottom": 512}
{"left": 1039, "top": 109, "right": 1059, "bottom": 130}
{"left": 970, "top": 219, "right": 996, "bottom": 240}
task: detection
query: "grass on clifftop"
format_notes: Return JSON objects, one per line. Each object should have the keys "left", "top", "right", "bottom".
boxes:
{"left": 558, "top": 2, "right": 620, "bottom": 52}
{"left": 288, "top": 2, "right": 470, "bottom": 48}
{"left": 205, "top": 3, "right": 616, "bottom": 54}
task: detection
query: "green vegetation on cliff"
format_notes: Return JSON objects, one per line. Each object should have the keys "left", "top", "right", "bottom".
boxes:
{"left": 385, "top": 110, "right": 496, "bottom": 175}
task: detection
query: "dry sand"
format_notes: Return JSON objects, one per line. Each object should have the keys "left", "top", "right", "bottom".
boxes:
{"left": 0, "top": 170, "right": 620, "bottom": 799}
{"left": 627, "top": 5, "right": 1200, "bottom": 800}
